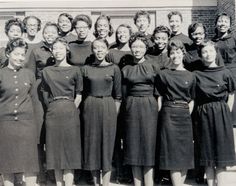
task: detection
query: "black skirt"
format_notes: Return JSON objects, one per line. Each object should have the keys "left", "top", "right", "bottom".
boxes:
{"left": 197, "top": 101, "right": 236, "bottom": 167}
{"left": 82, "top": 96, "right": 117, "bottom": 171}
{"left": 158, "top": 102, "right": 194, "bottom": 170}
{"left": 123, "top": 96, "right": 158, "bottom": 166}
{"left": 45, "top": 99, "right": 82, "bottom": 170}
{"left": 0, "top": 120, "right": 39, "bottom": 174}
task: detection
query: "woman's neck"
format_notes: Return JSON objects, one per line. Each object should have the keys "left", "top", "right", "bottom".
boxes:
{"left": 7, "top": 63, "right": 20, "bottom": 70}
{"left": 173, "top": 63, "right": 185, "bottom": 71}
{"left": 27, "top": 35, "right": 36, "bottom": 42}
{"left": 134, "top": 57, "right": 145, "bottom": 64}
{"left": 172, "top": 31, "right": 181, "bottom": 36}
{"left": 208, "top": 61, "right": 217, "bottom": 68}
{"left": 217, "top": 31, "right": 228, "bottom": 39}
{"left": 99, "top": 59, "right": 109, "bottom": 66}
{"left": 117, "top": 42, "right": 130, "bottom": 51}
{"left": 58, "top": 59, "right": 70, "bottom": 67}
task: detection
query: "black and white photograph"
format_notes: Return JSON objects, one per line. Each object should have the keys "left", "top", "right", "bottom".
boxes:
{"left": 0, "top": 0, "right": 235, "bottom": 186}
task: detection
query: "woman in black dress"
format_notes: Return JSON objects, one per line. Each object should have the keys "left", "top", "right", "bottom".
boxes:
{"left": 23, "top": 16, "right": 42, "bottom": 66}
{"left": 155, "top": 40, "right": 195, "bottom": 186}
{"left": 69, "top": 14, "right": 93, "bottom": 66}
{"left": 0, "top": 38, "right": 39, "bottom": 186}
{"left": 167, "top": 11, "right": 192, "bottom": 49}
{"left": 82, "top": 39, "right": 121, "bottom": 186}
{"left": 41, "top": 37, "right": 82, "bottom": 186}
{"left": 195, "top": 41, "right": 236, "bottom": 186}
{"left": 23, "top": 15, "right": 41, "bottom": 44}
{"left": 146, "top": 25, "right": 171, "bottom": 70}
{"left": 106, "top": 24, "right": 132, "bottom": 68}
{"left": 57, "top": 13, "right": 77, "bottom": 43}
{"left": 212, "top": 13, "right": 236, "bottom": 128}
{"left": 93, "top": 15, "right": 114, "bottom": 44}
{"left": 0, "top": 18, "right": 24, "bottom": 68}
{"left": 106, "top": 23, "right": 133, "bottom": 182}
{"left": 122, "top": 33, "right": 159, "bottom": 186}
{"left": 27, "top": 22, "right": 59, "bottom": 183}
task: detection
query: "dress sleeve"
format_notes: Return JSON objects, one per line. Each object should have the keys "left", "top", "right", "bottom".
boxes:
{"left": 190, "top": 74, "right": 196, "bottom": 100}
{"left": 155, "top": 71, "right": 165, "bottom": 96}
{"left": 0, "top": 48, "right": 7, "bottom": 68}
{"left": 225, "top": 69, "right": 236, "bottom": 93}
{"left": 40, "top": 70, "right": 50, "bottom": 106}
{"left": 112, "top": 65, "right": 122, "bottom": 101}
{"left": 75, "top": 67, "right": 83, "bottom": 95}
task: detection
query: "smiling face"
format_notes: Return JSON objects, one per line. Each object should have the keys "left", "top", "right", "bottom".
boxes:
{"left": 154, "top": 32, "right": 169, "bottom": 50}
{"left": 191, "top": 26, "right": 205, "bottom": 45}
{"left": 8, "top": 47, "right": 26, "bottom": 69}
{"left": 216, "top": 15, "right": 231, "bottom": 34}
{"left": 75, "top": 20, "right": 89, "bottom": 39}
{"left": 131, "top": 39, "right": 147, "bottom": 60}
{"left": 92, "top": 40, "right": 109, "bottom": 61}
{"left": 117, "top": 26, "right": 131, "bottom": 44}
{"left": 169, "top": 48, "right": 184, "bottom": 66}
{"left": 169, "top": 15, "right": 182, "bottom": 34}
{"left": 7, "top": 25, "right": 22, "bottom": 40}
{"left": 96, "top": 18, "right": 110, "bottom": 39}
{"left": 43, "top": 25, "right": 59, "bottom": 45}
{"left": 52, "top": 41, "right": 67, "bottom": 62}
{"left": 135, "top": 15, "right": 150, "bottom": 33}
{"left": 26, "top": 17, "right": 39, "bottom": 37}
{"left": 201, "top": 45, "right": 217, "bottom": 65}
{"left": 58, "top": 15, "right": 72, "bottom": 33}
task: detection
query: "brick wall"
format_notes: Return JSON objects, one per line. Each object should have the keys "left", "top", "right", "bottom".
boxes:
{"left": 217, "top": 0, "right": 236, "bottom": 32}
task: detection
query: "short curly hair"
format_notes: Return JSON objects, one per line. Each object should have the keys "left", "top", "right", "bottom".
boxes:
{"left": 198, "top": 40, "right": 216, "bottom": 58}
{"left": 5, "top": 18, "right": 24, "bottom": 36}
{"left": 188, "top": 22, "right": 206, "bottom": 41}
{"left": 91, "top": 38, "right": 109, "bottom": 51}
{"left": 167, "top": 39, "right": 186, "bottom": 57}
{"left": 115, "top": 24, "right": 133, "bottom": 45}
{"left": 94, "top": 15, "right": 114, "bottom": 38}
{"left": 72, "top": 14, "right": 92, "bottom": 29}
{"left": 152, "top": 25, "right": 171, "bottom": 41}
{"left": 167, "top": 11, "right": 183, "bottom": 22}
{"left": 133, "top": 10, "right": 151, "bottom": 24}
{"left": 129, "top": 32, "right": 149, "bottom": 49}
{"left": 23, "top": 15, "right": 42, "bottom": 32}
{"left": 42, "top": 22, "right": 60, "bottom": 34}
{"left": 57, "top": 13, "right": 74, "bottom": 32}
{"left": 5, "top": 37, "right": 28, "bottom": 56}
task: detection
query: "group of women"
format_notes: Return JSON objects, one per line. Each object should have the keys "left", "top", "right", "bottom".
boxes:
{"left": 0, "top": 9, "right": 235, "bottom": 186}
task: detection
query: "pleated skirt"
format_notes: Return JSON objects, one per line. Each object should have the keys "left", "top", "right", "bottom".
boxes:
{"left": 123, "top": 96, "right": 158, "bottom": 166}
{"left": 197, "top": 101, "right": 236, "bottom": 167}
{"left": 45, "top": 99, "right": 82, "bottom": 170}
{"left": 82, "top": 96, "right": 117, "bottom": 171}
